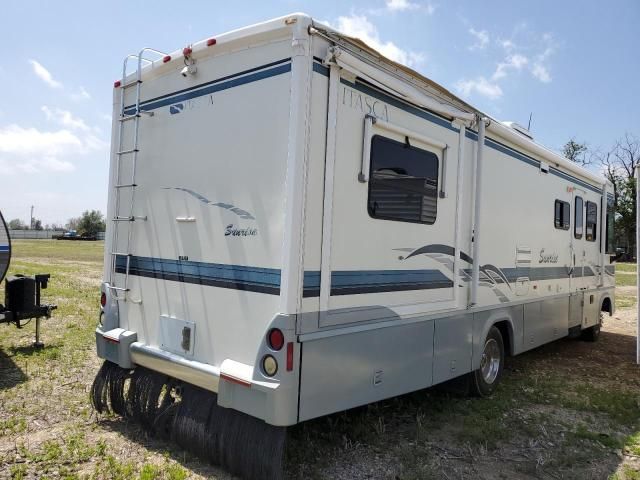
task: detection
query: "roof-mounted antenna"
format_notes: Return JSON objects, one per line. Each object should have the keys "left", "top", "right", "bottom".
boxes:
{"left": 527, "top": 112, "right": 533, "bottom": 131}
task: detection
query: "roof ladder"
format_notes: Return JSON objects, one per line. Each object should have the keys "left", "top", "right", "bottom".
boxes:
{"left": 108, "top": 48, "right": 167, "bottom": 302}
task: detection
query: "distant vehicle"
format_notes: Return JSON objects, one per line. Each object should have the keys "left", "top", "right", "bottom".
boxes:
{"left": 54, "top": 230, "right": 97, "bottom": 241}
{"left": 91, "top": 13, "right": 616, "bottom": 480}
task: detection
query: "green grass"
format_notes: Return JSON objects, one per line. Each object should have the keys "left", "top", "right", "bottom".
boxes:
{"left": 616, "top": 272, "right": 637, "bottom": 287}
{"left": 615, "top": 263, "right": 637, "bottom": 273}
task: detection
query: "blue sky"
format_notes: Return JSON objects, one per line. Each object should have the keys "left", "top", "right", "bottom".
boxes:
{"left": 1, "top": 0, "right": 638, "bottom": 225}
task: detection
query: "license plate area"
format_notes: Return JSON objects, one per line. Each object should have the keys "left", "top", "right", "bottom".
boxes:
{"left": 159, "top": 315, "right": 196, "bottom": 356}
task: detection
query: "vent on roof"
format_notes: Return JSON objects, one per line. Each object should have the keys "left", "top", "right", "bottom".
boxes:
{"left": 502, "top": 121, "right": 534, "bottom": 140}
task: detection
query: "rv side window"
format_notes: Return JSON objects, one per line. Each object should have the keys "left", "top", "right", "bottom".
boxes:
{"left": 586, "top": 201, "right": 597, "bottom": 242}
{"left": 574, "top": 196, "right": 583, "bottom": 239}
{"left": 554, "top": 200, "right": 570, "bottom": 230}
{"left": 367, "top": 134, "right": 439, "bottom": 225}
{"left": 605, "top": 195, "right": 615, "bottom": 253}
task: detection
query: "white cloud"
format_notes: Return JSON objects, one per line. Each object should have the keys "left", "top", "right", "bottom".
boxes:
{"left": 28, "top": 59, "right": 62, "bottom": 89}
{"left": 455, "top": 77, "right": 503, "bottom": 100}
{"left": 531, "top": 63, "right": 551, "bottom": 83}
{"left": 385, "top": 0, "right": 419, "bottom": 12}
{"left": 41, "top": 106, "right": 91, "bottom": 132}
{"left": 492, "top": 53, "right": 529, "bottom": 81}
{"left": 334, "top": 14, "right": 425, "bottom": 67}
{"left": 468, "top": 28, "right": 489, "bottom": 51}
{"left": 70, "top": 86, "right": 91, "bottom": 101}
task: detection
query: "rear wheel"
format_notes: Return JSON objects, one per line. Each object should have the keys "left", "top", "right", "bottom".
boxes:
{"left": 581, "top": 313, "right": 602, "bottom": 342}
{"left": 470, "top": 326, "right": 504, "bottom": 397}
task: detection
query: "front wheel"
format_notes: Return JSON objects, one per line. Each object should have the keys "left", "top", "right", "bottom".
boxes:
{"left": 470, "top": 326, "right": 505, "bottom": 397}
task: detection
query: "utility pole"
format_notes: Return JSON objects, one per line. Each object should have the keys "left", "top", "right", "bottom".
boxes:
{"left": 30, "top": 205, "right": 34, "bottom": 230}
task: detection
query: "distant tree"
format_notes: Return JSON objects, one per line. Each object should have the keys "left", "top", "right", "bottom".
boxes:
{"left": 33, "top": 218, "right": 43, "bottom": 230}
{"left": 8, "top": 219, "right": 26, "bottom": 230}
{"left": 66, "top": 217, "right": 80, "bottom": 231}
{"left": 77, "top": 210, "right": 106, "bottom": 236}
{"left": 598, "top": 133, "right": 640, "bottom": 258}
{"left": 562, "top": 138, "right": 590, "bottom": 166}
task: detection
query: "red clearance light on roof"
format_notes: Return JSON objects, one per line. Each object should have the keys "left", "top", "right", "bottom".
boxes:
{"left": 163, "top": 55, "right": 171, "bottom": 63}
{"left": 206, "top": 38, "right": 217, "bottom": 47}
{"left": 114, "top": 80, "right": 121, "bottom": 88}
{"left": 183, "top": 47, "right": 193, "bottom": 56}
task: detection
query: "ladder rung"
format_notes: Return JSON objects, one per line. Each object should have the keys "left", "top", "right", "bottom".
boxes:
{"left": 108, "top": 285, "right": 130, "bottom": 292}
{"left": 114, "top": 183, "right": 137, "bottom": 188}
{"left": 111, "top": 252, "right": 131, "bottom": 257}
{"left": 119, "top": 114, "right": 140, "bottom": 122}
{"left": 117, "top": 148, "right": 139, "bottom": 155}
{"left": 112, "top": 215, "right": 147, "bottom": 222}
{"left": 121, "top": 80, "right": 142, "bottom": 89}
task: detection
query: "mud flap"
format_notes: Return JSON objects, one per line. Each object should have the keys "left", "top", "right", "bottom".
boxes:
{"left": 91, "top": 361, "right": 286, "bottom": 480}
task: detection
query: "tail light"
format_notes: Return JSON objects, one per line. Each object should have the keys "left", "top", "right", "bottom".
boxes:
{"left": 267, "top": 328, "right": 284, "bottom": 351}
{"left": 100, "top": 292, "right": 107, "bottom": 307}
{"left": 262, "top": 355, "right": 278, "bottom": 376}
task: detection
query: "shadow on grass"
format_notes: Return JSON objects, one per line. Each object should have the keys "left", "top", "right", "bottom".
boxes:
{"left": 0, "top": 348, "right": 27, "bottom": 390}
{"left": 97, "top": 417, "right": 233, "bottom": 479}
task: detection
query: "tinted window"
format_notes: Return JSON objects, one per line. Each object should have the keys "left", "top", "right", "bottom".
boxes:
{"left": 554, "top": 200, "right": 570, "bottom": 230}
{"left": 367, "top": 135, "right": 439, "bottom": 224}
{"left": 574, "top": 196, "right": 583, "bottom": 239}
{"left": 586, "top": 201, "right": 597, "bottom": 242}
{"left": 606, "top": 195, "right": 615, "bottom": 253}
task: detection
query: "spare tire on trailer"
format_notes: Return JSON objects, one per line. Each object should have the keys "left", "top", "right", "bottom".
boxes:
{"left": 0, "top": 211, "right": 11, "bottom": 284}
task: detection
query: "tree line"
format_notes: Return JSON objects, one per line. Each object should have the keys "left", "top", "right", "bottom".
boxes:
{"left": 8, "top": 210, "right": 106, "bottom": 237}
{"left": 562, "top": 133, "right": 640, "bottom": 259}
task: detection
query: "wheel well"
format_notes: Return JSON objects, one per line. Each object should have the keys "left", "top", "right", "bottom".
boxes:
{"left": 493, "top": 320, "right": 512, "bottom": 356}
{"left": 601, "top": 297, "right": 612, "bottom": 316}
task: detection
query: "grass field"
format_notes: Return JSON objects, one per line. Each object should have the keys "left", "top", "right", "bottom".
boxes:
{"left": 1, "top": 240, "right": 639, "bottom": 479}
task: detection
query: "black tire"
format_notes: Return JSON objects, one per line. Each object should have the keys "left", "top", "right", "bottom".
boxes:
{"left": 470, "top": 326, "right": 505, "bottom": 397}
{"left": 581, "top": 313, "right": 602, "bottom": 342}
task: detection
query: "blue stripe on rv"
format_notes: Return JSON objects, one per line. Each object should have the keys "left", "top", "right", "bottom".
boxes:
{"left": 0, "top": 245, "right": 9, "bottom": 252}
{"left": 312, "top": 59, "right": 602, "bottom": 195}
{"left": 123, "top": 60, "right": 292, "bottom": 115}
{"left": 115, "top": 255, "right": 281, "bottom": 295}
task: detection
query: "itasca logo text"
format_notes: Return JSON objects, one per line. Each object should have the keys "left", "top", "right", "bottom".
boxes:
{"left": 225, "top": 224, "right": 258, "bottom": 237}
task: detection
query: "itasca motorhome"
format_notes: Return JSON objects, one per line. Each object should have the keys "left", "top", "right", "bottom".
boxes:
{"left": 92, "top": 13, "right": 616, "bottom": 479}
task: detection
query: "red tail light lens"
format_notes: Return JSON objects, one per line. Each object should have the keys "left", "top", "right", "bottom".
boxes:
{"left": 100, "top": 292, "right": 107, "bottom": 307}
{"left": 286, "top": 342, "right": 294, "bottom": 371}
{"left": 267, "top": 328, "right": 284, "bottom": 351}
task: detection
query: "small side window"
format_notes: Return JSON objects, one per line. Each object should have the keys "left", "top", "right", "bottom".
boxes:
{"left": 574, "top": 196, "right": 583, "bottom": 239}
{"left": 586, "top": 201, "right": 597, "bottom": 242}
{"left": 554, "top": 200, "right": 570, "bottom": 230}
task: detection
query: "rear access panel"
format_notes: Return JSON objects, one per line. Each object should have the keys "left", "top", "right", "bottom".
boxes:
{"left": 298, "top": 320, "right": 434, "bottom": 421}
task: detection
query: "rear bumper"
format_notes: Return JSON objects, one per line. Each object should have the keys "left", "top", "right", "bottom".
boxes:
{"left": 95, "top": 326, "right": 299, "bottom": 426}
{"left": 130, "top": 341, "right": 220, "bottom": 392}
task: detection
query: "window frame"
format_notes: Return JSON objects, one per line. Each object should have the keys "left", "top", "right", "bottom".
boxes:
{"left": 585, "top": 200, "right": 598, "bottom": 242}
{"left": 574, "top": 196, "right": 583, "bottom": 239}
{"left": 366, "top": 134, "right": 440, "bottom": 226}
{"left": 554, "top": 199, "right": 570, "bottom": 231}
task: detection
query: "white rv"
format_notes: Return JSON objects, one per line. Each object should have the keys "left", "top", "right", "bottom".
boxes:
{"left": 92, "top": 13, "right": 616, "bottom": 479}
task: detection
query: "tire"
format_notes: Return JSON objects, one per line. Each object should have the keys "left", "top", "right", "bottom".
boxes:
{"left": 581, "top": 313, "right": 602, "bottom": 342}
{"left": 470, "top": 326, "right": 505, "bottom": 397}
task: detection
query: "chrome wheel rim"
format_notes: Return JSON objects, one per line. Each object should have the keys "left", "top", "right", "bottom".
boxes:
{"left": 480, "top": 338, "right": 501, "bottom": 384}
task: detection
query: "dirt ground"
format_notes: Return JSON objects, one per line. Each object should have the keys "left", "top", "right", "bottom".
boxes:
{"left": 0, "top": 241, "right": 639, "bottom": 480}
